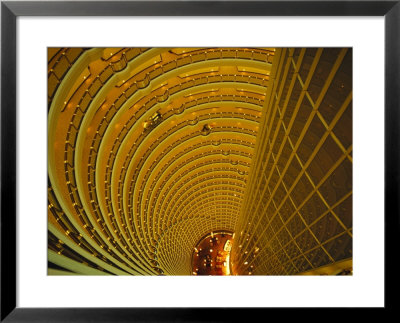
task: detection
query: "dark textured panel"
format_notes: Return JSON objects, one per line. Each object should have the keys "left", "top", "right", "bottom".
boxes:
{"left": 310, "top": 212, "right": 346, "bottom": 244}
{"left": 319, "top": 159, "right": 352, "bottom": 206}
{"left": 300, "top": 192, "right": 328, "bottom": 225}
{"left": 333, "top": 194, "right": 353, "bottom": 229}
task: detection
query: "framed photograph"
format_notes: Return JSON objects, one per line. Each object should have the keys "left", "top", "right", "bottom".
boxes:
{"left": 1, "top": 0, "right": 398, "bottom": 321}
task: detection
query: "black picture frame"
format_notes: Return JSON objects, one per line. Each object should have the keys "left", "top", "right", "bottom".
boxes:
{"left": 1, "top": 0, "right": 398, "bottom": 321}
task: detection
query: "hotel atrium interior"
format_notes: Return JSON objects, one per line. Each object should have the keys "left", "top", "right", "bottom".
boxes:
{"left": 48, "top": 47, "right": 352, "bottom": 276}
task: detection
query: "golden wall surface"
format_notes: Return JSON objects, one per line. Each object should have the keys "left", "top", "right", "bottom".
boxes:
{"left": 48, "top": 48, "right": 273, "bottom": 275}
{"left": 48, "top": 47, "right": 351, "bottom": 276}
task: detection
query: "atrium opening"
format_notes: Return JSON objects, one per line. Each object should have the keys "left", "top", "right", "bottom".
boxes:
{"left": 48, "top": 47, "right": 352, "bottom": 276}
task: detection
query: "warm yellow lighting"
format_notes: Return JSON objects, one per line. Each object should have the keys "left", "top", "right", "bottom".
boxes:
{"left": 225, "top": 254, "right": 231, "bottom": 275}
{"left": 224, "top": 240, "right": 232, "bottom": 252}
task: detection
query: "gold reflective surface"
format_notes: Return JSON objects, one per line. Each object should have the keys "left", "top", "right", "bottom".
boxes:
{"left": 48, "top": 48, "right": 352, "bottom": 276}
